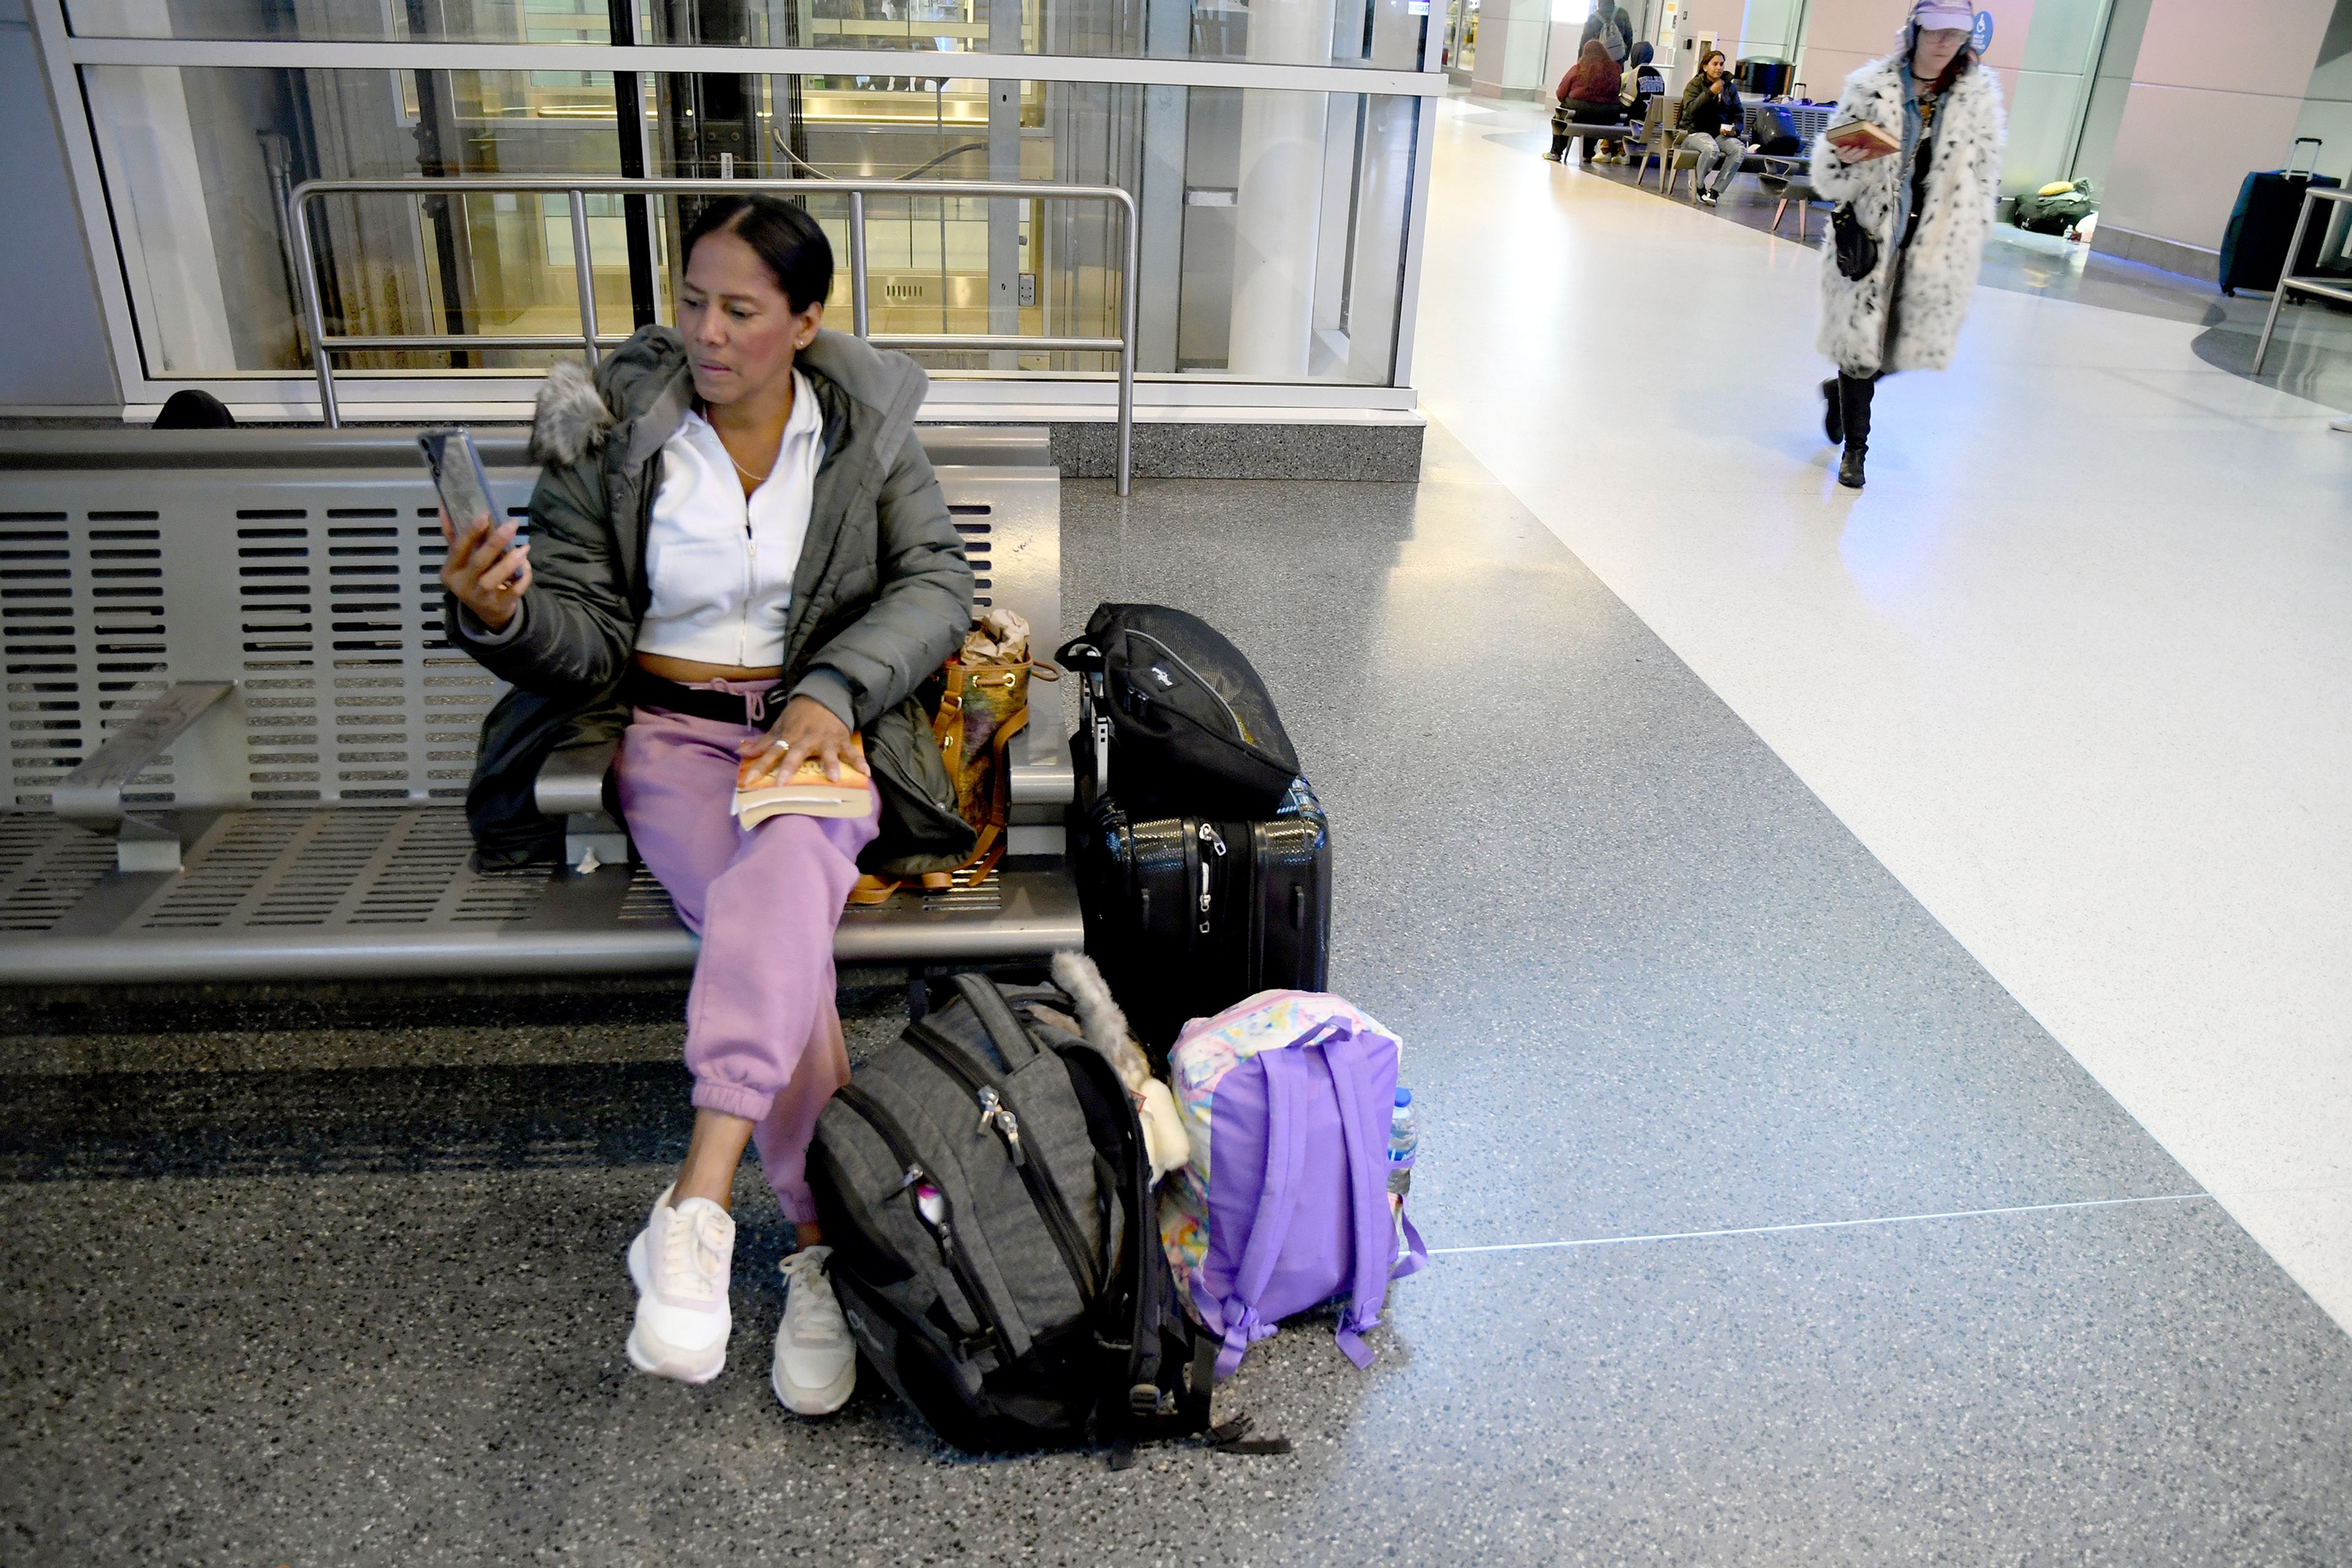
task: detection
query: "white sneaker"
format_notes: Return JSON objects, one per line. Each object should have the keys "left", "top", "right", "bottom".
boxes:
{"left": 625, "top": 1185, "right": 734, "bottom": 1384}
{"left": 771, "top": 1246, "right": 856, "bottom": 1415}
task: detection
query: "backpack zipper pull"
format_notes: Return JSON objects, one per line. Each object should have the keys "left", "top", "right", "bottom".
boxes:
{"left": 995, "top": 1107, "right": 1028, "bottom": 1167}
{"left": 972, "top": 1085, "right": 1029, "bottom": 1166}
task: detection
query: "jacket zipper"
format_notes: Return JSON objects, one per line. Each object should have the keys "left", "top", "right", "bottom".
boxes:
{"left": 905, "top": 1022, "right": 1101, "bottom": 1302}
{"left": 832, "top": 1081, "right": 1014, "bottom": 1357}
{"left": 741, "top": 515, "right": 756, "bottom": 669}
{"left": 1125, "top": 630, "right": 1248, "bottom": 745}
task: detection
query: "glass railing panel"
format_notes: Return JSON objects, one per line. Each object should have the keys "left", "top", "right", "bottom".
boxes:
{"left": 66, "top": 0, "right": 622, "bottom": 44}
{"left": 64, "top": 0, "right": 1431, "bottom": 68}
{"left": 77, "top": 65, "right": 1419, "bottom": 386}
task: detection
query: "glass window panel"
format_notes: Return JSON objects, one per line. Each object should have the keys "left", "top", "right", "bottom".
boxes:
{"left": 67, "top": 0, "right": 620, "bottom": 44}
{"left": 76, "top": 64, "right": 1419, "bottom": 385}
{"left": 65, "top": 0, "right": 1431, "bottom": 68}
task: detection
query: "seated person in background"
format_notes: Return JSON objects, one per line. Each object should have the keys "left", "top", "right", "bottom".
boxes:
{"left": 1551, "top": 39, "right": 1627, "bottom": 165}
{"left": 1677, "top": 48, "right": 1752, "bottom": 206}
{"left": 1608, "top": 40, "right": 1661, "bottom": 163}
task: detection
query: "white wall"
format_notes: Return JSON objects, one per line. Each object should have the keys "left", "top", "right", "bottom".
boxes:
{"left": 0, "top": 0, "right": 120, "bottom": 409}
{"left": 1472, "top": 0, "right": 1559, "bottom": 94}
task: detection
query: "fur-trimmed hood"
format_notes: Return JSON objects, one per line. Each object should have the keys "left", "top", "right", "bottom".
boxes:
{"left": 527, "top": 358, "right": 611, "bottom": 467}
{"left": 1808, "top": 53, "right": 2004, "bottom": 377}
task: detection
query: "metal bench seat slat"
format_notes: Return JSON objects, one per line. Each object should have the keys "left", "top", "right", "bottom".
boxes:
{"left": 0, "top": 808, "right": 1081, "bottom": 982}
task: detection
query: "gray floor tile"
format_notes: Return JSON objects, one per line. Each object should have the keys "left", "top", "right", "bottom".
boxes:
{"left": 1060, "top": 448, "right": 2190, "bottom": 1248}
{"left": 4, "top": 1181, "right": 2345, "bottom": 1566}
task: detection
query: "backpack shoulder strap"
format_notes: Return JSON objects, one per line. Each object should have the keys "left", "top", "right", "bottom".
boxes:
{"left": 1316, "top": 1028, "right": 1398, "bottom": 1370}
{"left": 1212, "top": 1048, "right": 1310, "bottom": 1379}
{"left": 950, "top": 971, "right": 1040, "bottom": 1071}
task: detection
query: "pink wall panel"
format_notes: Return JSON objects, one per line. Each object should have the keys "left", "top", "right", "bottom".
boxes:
{"left": 1974, "top": 0, "right": 2039, "bottom": 73}
{"left": 2101, "top": 83, "right": 2310, "bottom": 249}
{"left": 2130, "top": 0, "right": 2334, "bottom": 98}
{"left": 1800, "top": 0, "right": 1901, "bottom": 61}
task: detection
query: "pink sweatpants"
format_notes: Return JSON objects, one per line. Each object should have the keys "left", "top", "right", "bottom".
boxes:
{"left": 614, "top": 681, "right": 881, "bottom": 1224}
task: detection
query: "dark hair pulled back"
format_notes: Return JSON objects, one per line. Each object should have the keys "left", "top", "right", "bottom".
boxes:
{"left": 681, "top": 195, "right": 835, "bottom": 314}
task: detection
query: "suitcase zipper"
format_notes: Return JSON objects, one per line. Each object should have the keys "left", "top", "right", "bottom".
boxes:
{"left": 833, "top": 1080, "right": 1014, "bottom": 1357}
{"left": 1196, "top": 822, "right": 1226, "bottom": 935}
{"left": 905, "top": 1023, "right": 1102, "bottom": 1303}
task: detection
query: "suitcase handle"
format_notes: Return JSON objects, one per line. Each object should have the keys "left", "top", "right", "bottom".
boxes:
{"left": 2291, "top": 137, "right": 2322, "bottom": 177}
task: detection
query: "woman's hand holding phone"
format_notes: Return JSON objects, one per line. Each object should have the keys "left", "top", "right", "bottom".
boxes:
{"left": 438, "top": 508, "right": 532, "bottom": 631}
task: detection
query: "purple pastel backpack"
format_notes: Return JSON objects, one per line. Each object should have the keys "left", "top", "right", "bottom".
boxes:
{"left": 1157, "top": 992, "right": 1428, "bottom": 1378}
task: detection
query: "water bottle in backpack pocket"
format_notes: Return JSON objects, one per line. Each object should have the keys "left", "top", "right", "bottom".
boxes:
{"left": 1156, "top": 991, "right": 1429, "bottom": 1379}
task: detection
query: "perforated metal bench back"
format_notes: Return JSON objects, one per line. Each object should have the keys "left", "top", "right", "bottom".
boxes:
{"left": 2, "top": 448, "right": 1059, "bottom": 811}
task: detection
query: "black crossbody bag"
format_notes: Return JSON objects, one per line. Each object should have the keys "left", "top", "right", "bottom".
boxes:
{"left": 1832, "top": 203, "right": 1879, "bottom": 281}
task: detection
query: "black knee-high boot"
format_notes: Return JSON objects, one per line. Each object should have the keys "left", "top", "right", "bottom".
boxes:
{"left": 1837, "top": 373, "right": 1875, "bottom": 489}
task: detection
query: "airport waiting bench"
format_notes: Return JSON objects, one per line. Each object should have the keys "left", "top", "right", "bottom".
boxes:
{"left": 0, "top": 426, "right": 1078, "bottom": 986}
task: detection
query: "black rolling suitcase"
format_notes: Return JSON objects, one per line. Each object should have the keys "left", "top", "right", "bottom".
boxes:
{"left": 1058, "top": 606, "right": 1332, "bottom": 1058}
{"left": 1072, "top": 776, "right": 1332, "bottom": 1058}
{"left": 2219, "top": 138, "right": 2340, "bottom": 296}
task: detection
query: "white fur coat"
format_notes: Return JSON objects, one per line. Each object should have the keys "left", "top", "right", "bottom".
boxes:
{"left": 1809, "top": 56, "right": 2003, "bottom": 376}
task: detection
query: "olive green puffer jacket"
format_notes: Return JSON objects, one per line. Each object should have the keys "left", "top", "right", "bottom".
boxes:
{"left": 450, "top": 326, "right": 977, "bottom": 870}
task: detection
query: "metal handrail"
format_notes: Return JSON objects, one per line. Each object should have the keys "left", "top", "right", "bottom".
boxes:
{"left": 770, "top": 129, "right": 991, "bottom": 183}
{"left": 288, "top": 175, "right": 1139, "bottom": 492}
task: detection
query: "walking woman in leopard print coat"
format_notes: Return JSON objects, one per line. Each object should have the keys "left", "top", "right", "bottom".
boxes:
{"left": 1810, "top": 0, "right": 2005, "bottom": 489}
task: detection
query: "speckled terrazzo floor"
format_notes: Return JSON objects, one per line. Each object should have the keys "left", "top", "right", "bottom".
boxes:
{"left": 4, "top": 429, "right": 2348, "bottom": 1565}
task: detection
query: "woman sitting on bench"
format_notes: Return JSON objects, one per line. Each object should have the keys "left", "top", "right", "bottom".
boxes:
{"left": 440, "top": 195, "right": 973, "bottom": 1414}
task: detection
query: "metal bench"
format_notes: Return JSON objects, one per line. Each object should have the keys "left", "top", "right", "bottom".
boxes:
{"left": 0, "top": 426, "right": 1077, "bottom": 984}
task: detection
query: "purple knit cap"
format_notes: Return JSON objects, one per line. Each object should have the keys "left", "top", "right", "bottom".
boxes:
{"left": 1909, "top": 1, "right": 1975, "bottom": 29}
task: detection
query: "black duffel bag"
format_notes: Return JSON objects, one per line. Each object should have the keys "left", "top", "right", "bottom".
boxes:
{"left": 1055, "top": 603, "right": 1299, "bottom": 820}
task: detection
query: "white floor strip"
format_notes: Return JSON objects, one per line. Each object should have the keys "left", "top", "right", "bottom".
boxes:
{"left": 1428, "top": 1192, "right": 2213, "bottom": 1257}
{"left": 1411, "top": 97, "right": 2352, "bottom": 1329}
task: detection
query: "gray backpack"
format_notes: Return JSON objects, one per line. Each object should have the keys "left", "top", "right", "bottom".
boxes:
{"left": 809, "top": 974, "right": 1276, "bottom": 1461}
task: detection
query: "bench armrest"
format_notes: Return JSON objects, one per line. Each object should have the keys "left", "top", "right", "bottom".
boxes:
{"left": 55, "top": 681, "right": 238, "bottom": 871}
{"left": 53, "top": 681, "right": 237, "bottom": 832}
{"left": 1009, "top": 752, "right": 1074, "bottom": 808}
{"left": 534, "top": 739, "right": 618, "bottom": 819}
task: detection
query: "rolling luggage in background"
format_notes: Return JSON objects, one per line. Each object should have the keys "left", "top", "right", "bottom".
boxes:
{"left": 1061, "top": 608, "right": 1332, "bottom": 1058}
{"left": 2219, "top": 138, "right": 2340, "bottom": 296}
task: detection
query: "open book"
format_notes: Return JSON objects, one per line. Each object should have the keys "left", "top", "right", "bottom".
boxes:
{"left": 1823, "top": 118, "right": 1899, "bottom": 160}
{"left": 732, "top": 755, "right": 873, "bottom": 827}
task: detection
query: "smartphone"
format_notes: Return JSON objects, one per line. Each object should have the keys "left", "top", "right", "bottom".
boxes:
{"left": 418, "top": 428, "right": 499, "bottom": 538}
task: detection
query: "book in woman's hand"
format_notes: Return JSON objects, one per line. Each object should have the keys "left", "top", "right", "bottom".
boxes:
{"left": 1824, "top": 118, "right": 1899, "bottom": 160}
{"left": 732, "top": 755, "right": 874, "bottom": 826}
